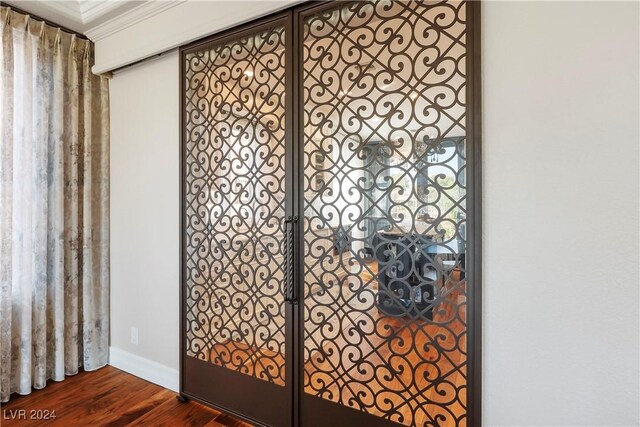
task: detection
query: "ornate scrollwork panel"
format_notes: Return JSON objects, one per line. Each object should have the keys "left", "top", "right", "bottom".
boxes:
{"left": 302, "top": 1, "right": 468, "bottom": 425}
{"left": 184, "top": 25, "right": 287, "bottom": 386}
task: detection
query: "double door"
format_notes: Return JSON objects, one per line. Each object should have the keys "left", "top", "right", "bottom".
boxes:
{"left": 181, "top": 1, "right": 480, "bottom": 426}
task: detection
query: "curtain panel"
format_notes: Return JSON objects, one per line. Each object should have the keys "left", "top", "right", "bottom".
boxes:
{"left": 0, "top": 6, "right": 109, "bottom": 402}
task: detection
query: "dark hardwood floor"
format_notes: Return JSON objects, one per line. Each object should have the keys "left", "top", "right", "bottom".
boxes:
{"left": 0, "top": 366, "right": 251, "bottom": 427}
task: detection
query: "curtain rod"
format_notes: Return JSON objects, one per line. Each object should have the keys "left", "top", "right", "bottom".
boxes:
{"left": 0, "top": 1, "right": 89, "bottom": 40}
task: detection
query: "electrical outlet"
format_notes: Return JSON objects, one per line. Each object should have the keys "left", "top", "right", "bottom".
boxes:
{"left": 131, "top": 327, "right": 139, "bottom": 345}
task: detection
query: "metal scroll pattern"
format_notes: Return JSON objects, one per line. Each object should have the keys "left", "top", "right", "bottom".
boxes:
{"left": 303, "top": 1, "right": 468, "bottom": 425}
{"left": 184, "top": 25, "right": 287, "bottom": 385}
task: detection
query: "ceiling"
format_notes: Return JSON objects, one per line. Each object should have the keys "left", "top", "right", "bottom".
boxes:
{"left": 3, "top": 0, "right": 153, "bottom": 36}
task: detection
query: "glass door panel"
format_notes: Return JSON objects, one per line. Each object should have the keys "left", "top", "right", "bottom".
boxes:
{"left": 182, "top": 17, "right": 291, "bottom": 426}
{"left": 301, "top": 2, "right": 469, "bottom": 426}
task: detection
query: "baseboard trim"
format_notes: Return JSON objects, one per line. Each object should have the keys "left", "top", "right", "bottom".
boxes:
{"left": 108, "top": 347, "right": 179, "bottom": 392}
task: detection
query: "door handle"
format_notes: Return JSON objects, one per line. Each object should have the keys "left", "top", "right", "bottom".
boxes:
{"left": 284, "top": 215, "right": 298, "bottom": 303}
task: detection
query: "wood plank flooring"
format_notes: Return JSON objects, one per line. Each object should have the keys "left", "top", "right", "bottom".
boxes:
{"left": 0, "top": 366, "right": 250, "bottom": 427}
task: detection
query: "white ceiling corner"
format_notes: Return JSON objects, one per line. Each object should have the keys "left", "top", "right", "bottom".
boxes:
{"left": 3, "top": 0, "right": 179, "bottom": 40}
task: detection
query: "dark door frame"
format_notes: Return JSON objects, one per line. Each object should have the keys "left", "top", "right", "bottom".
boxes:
{"left": 179, "top": 1, "right": 482, "bottom": 426}
{"left": 180, "top": 10, "right": 295, "bottom": 427}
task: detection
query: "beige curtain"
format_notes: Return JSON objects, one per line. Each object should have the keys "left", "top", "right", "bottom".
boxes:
{"left": 0, "top": 7, "right": 109, "bottom": 402}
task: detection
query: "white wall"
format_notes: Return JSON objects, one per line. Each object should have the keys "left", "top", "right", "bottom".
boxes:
{"left": 483, "top": 2, "right": 639, "bottom": 426}
{"left": 109, "top": 51, "right": 180, "bottom": 390}
{"left": 108, "top": 1, "right": 640, "bottom": 425}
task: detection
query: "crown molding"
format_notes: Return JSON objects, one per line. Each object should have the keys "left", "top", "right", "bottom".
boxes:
{"left": 79, "top": 0, "right": 126, "bottom": 25}
{"left": 45, "top": 1, "right": 81, "bottom": 20}
{"left": 85, "top": 0, "right": 185, "bottom": 42}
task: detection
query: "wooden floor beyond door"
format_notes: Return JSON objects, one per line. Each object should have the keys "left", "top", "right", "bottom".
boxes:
{"left": 0, "top": 366, "right": 251, "bottom": 427}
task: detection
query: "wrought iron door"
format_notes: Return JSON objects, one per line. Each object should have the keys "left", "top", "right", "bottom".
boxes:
{"left": 181, "top": 14, "right": 293, "bottom": 426}
{"left": 181, "top": 2, "right": 480, "bottom": 426}
{"left": 297, "top": 1, "right": 479, "bottom": 426}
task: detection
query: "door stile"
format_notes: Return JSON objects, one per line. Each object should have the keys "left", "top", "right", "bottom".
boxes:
{"left": 291, "top": 6, "right": 303, "bottom": 427}
{"left": 283, "top": 9, "right": 297, "bottom": 427}
{"left": 465, "top": 1, "right": 482, "bottom": 425}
